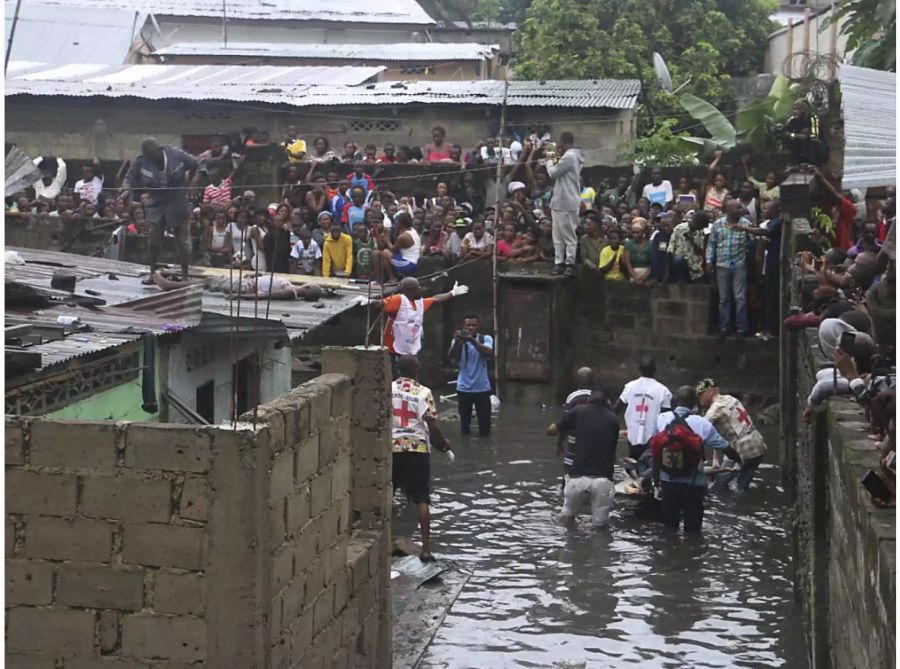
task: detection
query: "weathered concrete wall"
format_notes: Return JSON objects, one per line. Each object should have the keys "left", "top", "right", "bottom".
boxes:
{"left": 782, "top": 313, "right": 895, "bottom": 666}
{"left": 5, "top": 346, "right": 393, "bottom": 668}
{"left": 5, "top": 97, "right": 634, "bottom": 166}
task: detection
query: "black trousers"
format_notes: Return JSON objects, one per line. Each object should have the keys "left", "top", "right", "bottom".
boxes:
{"left": 763, "top": 266, "right": 780, "bottom": 335}
{"left": 660, "top": 482, "right": 706, "bottom": 532}
{"left": 458, "top": 390, "right": 492, "bottom": 436}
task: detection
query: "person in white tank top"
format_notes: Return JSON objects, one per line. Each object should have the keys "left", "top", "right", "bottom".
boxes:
{"left": 372, "top": 212, "right": 421, "bottom": 284}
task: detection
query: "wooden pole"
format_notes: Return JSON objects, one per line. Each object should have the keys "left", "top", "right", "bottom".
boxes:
{"left": 491, "top": 78, "right": 508, "bottom": 398}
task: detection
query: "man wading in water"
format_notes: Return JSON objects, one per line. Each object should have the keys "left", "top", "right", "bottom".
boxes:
{"left": 547, "top": 384, "right": 619, "bottom": 528}
{"left": 391, "top": 355, "right": 454, "bottom": 561}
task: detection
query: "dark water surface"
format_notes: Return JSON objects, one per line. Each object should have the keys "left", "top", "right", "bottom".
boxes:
{"left": 395, "top": 404, "right": 809, "bottom": 669}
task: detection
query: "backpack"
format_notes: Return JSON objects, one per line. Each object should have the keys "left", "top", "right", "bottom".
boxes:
{"left": 649, "top": 414, "right": 703, "bottom": 483}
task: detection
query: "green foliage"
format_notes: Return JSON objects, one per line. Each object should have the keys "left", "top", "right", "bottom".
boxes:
{"left": 679, "top": 93, "right": 737, "bottom": 150}
{"left": 831, "top": 0, "right": 896, "bottom": 71}
{"left": 515, "top": 0, "right": 778, "bottom": 149}
{"left": 735, "top": 75, "right": 797, "bottom": 150}
{"left": 624, "top": 119, "right": 701, "bottom": 167}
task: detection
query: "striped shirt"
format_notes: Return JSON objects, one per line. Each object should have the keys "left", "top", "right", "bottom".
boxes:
{"left": 706, "top": 216, "right": 750, "bottom": 268}
{"left": 203, "top": 176, "right": 233, "bottom": 207}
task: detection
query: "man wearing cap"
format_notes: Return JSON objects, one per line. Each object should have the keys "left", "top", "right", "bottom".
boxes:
{"left": 696, "top": 379, "right": 767, "bottom": 491}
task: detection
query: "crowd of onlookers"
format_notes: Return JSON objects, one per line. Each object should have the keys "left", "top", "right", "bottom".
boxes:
{"left": 8, "top": 124, "right": 894, "bottom": 337}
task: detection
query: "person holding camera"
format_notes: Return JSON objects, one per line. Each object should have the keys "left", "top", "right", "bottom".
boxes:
{"left": 449, "top": 314, "right": 494, "bottom": 437}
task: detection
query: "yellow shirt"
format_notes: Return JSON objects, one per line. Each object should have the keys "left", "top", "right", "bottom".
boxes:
{"left": 322, "top": 233, "right": 353, "bottom": 277}
{"left": 599, "top": 245, "right": 624, "bottom": 280}
{"left": 284, "top": 138, "right": 307, "bottom": 163}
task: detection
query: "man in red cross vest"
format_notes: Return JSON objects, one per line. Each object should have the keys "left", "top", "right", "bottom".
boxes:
{"left": 392, "top": 355, "right": 454, "bottom": 562}
{"left": 696, "top": 378, "right": 768, "bottom": 491}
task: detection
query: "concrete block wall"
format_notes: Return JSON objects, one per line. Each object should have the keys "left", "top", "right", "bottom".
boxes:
{"left": 5, "top": 418, "right": 216, "bottom": 667}
{"left": 785, "top": 329, "right": 896, "bottom": 669}
{"left": 6, "top": 346, "right": 394, "bottom": 669}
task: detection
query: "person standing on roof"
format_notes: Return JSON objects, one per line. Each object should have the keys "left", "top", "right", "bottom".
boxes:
{"left": 119, "top": 138, "right": 200, "bottom": 283}
{"left": 546, "top": 131, "right": 584, "bottom": 277}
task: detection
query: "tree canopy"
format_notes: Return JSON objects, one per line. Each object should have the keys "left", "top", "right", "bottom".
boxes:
{"left": 832, "top": 0, "right": 896, "bottom": 71}
{"left": 514, "top": 0, "right": 777, "bottom": 160}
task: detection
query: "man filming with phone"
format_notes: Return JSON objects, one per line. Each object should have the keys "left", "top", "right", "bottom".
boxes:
{"left": 448, "top": 314, "right": 494, "bottom": 437}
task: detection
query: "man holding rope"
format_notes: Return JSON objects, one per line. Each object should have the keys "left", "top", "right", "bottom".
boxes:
{"left": 356, "top": 277, "right": 469, "bottom": 356}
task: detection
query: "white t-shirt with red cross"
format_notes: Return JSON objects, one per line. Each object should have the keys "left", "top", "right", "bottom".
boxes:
{"left": 620, "top": 376, "right": 673, "bottom": 447}
{"left": 391, "top": 377, "right": 437, "bottom": 454}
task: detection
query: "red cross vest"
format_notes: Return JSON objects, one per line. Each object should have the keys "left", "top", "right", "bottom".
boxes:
{"left": 391, "top": 295, "right": 425, "bottom": 356}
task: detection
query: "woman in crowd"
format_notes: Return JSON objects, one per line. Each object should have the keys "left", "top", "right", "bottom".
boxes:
{"left": 230, "top": 209, "right": 251, "bottom": 262}
{"left": 208, "top": 210, "right": 233, "bottom": 268}
{"left": 249, "top": 210, "right": 269, "bottom": 273}
{"left": 623, "top": 219, "right": 653, "bottom": 284}
{"left": 309, "top": 137, "right": 337, "bottom": 165}
{"left": 704, "top": 149, "right": 729, "bottom": 214}
{"left": 674, "top": 177, "right": 699, "bottom": 208}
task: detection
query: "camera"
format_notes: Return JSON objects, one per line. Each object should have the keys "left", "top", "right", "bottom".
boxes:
{"left": 773, "top": 124, "right": 786, "bottom": 135}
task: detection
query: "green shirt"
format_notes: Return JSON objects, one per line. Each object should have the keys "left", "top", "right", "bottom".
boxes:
{"left": 580, "top": 235, "right": 605, "bottom": 268}
{"left": 624, "top": 239, "right": 652, "bottom": 268}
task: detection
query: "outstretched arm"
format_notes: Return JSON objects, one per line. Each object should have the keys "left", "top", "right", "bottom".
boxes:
{"left": 431, "top": 281, "right": 469, "bottom": 303}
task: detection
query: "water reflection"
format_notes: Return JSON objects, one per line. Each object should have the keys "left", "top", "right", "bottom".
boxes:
{"left": 395, "top": 404, "right": 808, "bottom": 669}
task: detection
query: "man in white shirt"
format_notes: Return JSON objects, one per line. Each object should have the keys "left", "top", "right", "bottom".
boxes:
{"left": 641, "top": 168, "right": 674, "bottom": 207}
{"left": 32, "top": 157, "right": 67, "bottom": 201}
{"left": 392, "top": 355, "right": 454, "bottom": 562}
{"left": 74, "top": 158, "right": 104, "bottom": 206}
{"left": 613, "top": 356, "right": 673, "bottom": 460}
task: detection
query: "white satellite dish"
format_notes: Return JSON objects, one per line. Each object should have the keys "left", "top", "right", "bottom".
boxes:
{"left": 653, "top": 52, "right": 691, "bottom": 95}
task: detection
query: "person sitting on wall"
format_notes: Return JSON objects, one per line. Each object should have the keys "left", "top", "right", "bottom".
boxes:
{"left": 776, "top": 100, "right": 828, "bottom": 169}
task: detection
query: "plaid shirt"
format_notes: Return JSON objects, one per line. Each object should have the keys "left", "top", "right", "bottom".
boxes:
{"left": 706, "top": 216, "right": 750, "bottom": 268}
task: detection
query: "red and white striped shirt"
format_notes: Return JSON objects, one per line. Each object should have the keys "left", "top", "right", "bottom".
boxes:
{"left": 203, "top": 176, "right": 233, "bottom": 207}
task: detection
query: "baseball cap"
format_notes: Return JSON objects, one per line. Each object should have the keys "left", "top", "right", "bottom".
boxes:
{"left": 695, "top": 378, "right": 717, "bottom": 395}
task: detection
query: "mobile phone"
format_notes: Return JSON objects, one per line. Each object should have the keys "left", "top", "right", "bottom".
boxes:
{"left": 861, "top": 469, "right": 891, "bottom": 501}
{"left": 839, "top": 331, "right": 856, "bottom": 355}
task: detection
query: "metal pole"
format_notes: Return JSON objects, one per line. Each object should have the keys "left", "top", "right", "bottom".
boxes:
{"left": 222, "top": 0, "right": 228, "bottom": 48}
{"left": 491, "top": 78, "right": 508, "bottom": 398}
{"left": 5, "top": 0, "right": 23, "bottom": 74}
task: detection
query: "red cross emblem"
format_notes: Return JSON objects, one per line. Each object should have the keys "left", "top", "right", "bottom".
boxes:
{"left": 393, "top": 400, "right": 417, "bottom": 427}
{"left": 736, "top": 406, "right": 752, "bottom": 427}
{"left": 635, "top": 396, "right": 650, "bottom": 420}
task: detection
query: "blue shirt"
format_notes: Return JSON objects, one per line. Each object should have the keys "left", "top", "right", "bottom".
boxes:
{"left": 453, "top": 335, "right": 493, "bottom": 393}
{"left": 655, "top": 407, "right": 728, "bottom": 487}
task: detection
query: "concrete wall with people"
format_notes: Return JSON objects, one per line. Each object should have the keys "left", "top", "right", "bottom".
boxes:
{"left": 5, "top": 346, "right": 393, "bottom": 668}
{"left": 781, "top": 328, "right": 895, "bottom": 669}
{"left": 5, "top": 97, "right": 634, "bottom": 166}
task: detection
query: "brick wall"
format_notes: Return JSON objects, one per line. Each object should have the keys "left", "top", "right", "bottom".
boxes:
{"left": 6, "top": 346, "right": 393, "bottom": 669}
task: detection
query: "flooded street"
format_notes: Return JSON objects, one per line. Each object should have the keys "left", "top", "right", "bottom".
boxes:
{"left": 395, "top": 403, "right": 809, "bottom": 669}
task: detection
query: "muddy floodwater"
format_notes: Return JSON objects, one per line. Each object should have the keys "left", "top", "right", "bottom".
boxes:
{"left": 394, "top": 403, "right": 809, "bottom": 669}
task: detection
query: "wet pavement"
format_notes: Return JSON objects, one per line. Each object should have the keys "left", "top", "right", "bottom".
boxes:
{"left": 394, "top": 403, "right": 809, "bottom": 669}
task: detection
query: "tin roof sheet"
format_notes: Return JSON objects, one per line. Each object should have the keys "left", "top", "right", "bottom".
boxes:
{"left": 4, "top": 61, "right": 385, "bottom": 102}
{"left": 15, "top": 0, "right": 435, "bottom": 25}
{"left": 155, "top": 41, "right": 498, "bottom": 62}
{"left": 839, "top": 64, "right": 896, "bottom": 189}
{"left": 4, "top": 1, "right": 141, "bottom": 65}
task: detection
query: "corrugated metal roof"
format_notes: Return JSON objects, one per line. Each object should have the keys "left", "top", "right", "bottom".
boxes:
{"left": 839, "top": 64, "right": 896, "bottom": 189}
{"left": 18, "top": 0, "right": 435, "bottom": 25}
{"left": 5, "top": 65, "right": 641, "bottom": 109}
{"left": 155, "top": 41, "right": 499, "bottom": 62}
{"left": 4, "top": 61, "right": 385, "bottom": 102}
{"left": 6, "top": 247, "right": 364, "bottom": 341}
{"left": 293, "top": 78, "right": 641, "bottom": 109}
{"left": 5, "top": 330, "right": 143, "bottom": 369}
{"left": 4, "top": 1, "right": 141, "bottom": 65}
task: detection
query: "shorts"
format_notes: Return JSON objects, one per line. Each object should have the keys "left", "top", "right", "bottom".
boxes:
{"left": 392, "top": 451, "right": 430, "bottom": 504}
{"left": 561, "top": 476, "right": 614, "bottom": 527}
{"left": 391, "top": 253, "right": 417, "bottom": 277}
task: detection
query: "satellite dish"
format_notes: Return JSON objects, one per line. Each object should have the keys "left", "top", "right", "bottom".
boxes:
{"left": 653, "top": 52, "right": 692, "bottom": 96}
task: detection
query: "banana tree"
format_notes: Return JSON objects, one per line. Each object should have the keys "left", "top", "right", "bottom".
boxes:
{"left": 677, "top": 93, "right": 737, "bottom": 155}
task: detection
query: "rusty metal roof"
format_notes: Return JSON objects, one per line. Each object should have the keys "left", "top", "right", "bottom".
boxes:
{"left": 5, "top": 247, "right": 363, "bottom": 341}
{"left": 155, "top": 41, "right": 499, "bottom": 62}
{"left": 6, "top": 68, "right": 640, "bottom": 109}
{"left": 5, "top": 61, "right": 386, "bottom": 102}
{"left": 16, "top": 0, "right": 436, "bottom": 25}
{"left": 839, "top": 64, "right": 896, "bottom": 189}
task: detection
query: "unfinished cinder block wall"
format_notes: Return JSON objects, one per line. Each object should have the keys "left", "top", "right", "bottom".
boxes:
{"left": 5, "top": 346, "right": 393, "bottom": 669}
